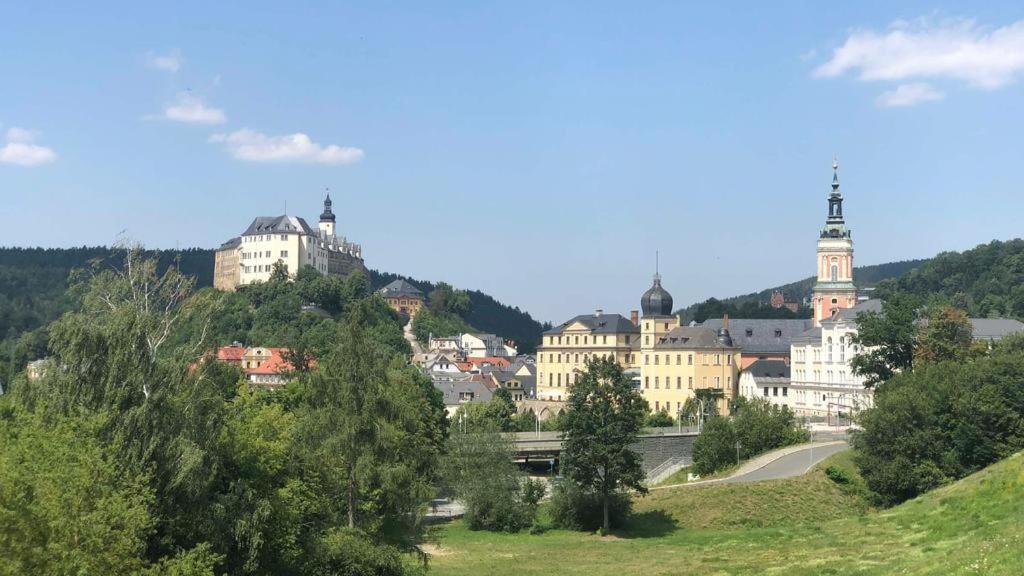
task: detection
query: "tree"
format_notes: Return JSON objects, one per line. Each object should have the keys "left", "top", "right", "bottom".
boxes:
{"left": 692, "top": 417, "right": 737, "bottom": 476}
{"left": 644, "top": 411, "right": 675, "bottom": 428}
{"left": 297, "top": 299, "right": 443, "bottom": 539}
{"left": 852, "top": 334, "right": 1024, "bottom": 505}
{"left": 559, "top": 357, "right": 648, "bottom": 534}
{"left": 442, "top": 423, "right": 543, "bottom": 532}
{"left": 915, "top": 305, "right": 973, "bottom": 365}
{"left": 850, "top": 293, "right": 920, "bottom": 388}
{"left": 731, "top": 397, "right": 808, "bottom": 459}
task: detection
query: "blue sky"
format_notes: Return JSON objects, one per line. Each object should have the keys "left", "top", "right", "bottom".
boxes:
{"left": 2, "top": 2, "right": 1024, "bottom": 322}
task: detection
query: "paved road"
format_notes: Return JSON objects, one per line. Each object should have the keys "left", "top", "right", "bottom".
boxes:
{"left": 719, "top": 442, "right": 849, "bottom": 484}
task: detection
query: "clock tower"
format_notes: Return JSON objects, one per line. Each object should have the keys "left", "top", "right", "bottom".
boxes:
{"left": 812, "top": 158, "right": 858, "bottom": 326}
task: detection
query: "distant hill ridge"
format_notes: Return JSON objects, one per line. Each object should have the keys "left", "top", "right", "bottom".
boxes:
{"left": 0, "top": 246, "right": 545, "bottom": 352}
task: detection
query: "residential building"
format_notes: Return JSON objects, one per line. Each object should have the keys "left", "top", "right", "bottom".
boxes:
{"left": 739, "top": 359, "right": 791, "bottom": 404}
{"left": 769, "top": 290, "right": 800, "bottom": 313}
{"left": 379, "top": 279, "right": 425, "bottom": 317}
{"left": 213, "top": 195, "right": 364, "bottom": 291}
{"left": 433, "top": 373, "right": 495, "bottom": 417}
{"left": 213, "top": 344, "right": 308, "bottom": 388}
{"left": 461, "top": 333, "right": 516, "bottom": 357}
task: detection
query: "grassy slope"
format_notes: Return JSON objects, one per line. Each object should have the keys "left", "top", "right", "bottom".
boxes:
{"left": 428, "top": 450, "right": 1024, "bottom": 575}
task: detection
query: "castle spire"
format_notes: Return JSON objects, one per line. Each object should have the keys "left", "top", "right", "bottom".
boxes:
{"left": 831, "top": 155, "right": 840, "bottom": 194}
{"left": 320, "top": 188, "right": 336, "bottom": 223}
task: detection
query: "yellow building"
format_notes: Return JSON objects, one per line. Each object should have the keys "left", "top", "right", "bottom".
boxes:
{"left": 535, "top": 310, "right": 638, "bottom": 402}
{"left": 379, "top": 279, "right": 425, "bottom": 317}
{"left": 535, "top": 273, "right": 740, "bottom": 415}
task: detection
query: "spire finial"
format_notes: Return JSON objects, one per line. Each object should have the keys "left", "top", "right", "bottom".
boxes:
{"left": 654, "top": 250, "right": 662, "bottom": 283}
{"left": 831, "top": 155, "right": 840, "bottom": 192}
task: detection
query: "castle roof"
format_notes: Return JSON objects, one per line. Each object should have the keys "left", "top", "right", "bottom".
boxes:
{"left": 700, "top": 318, "right": 814, "bottom": 354}
{"left": 241, "top": 215, "right": 317, "bottom": 237}
{"left": 379, "top": 279, "right": 425, "bottom": 299}
{"left": 654, "top": 326, "right": 739, "bottom": 350}
{"left": 544, "top": 313, "right": 639, "bottom": 335}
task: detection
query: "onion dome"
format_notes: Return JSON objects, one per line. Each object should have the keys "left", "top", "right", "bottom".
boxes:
{"left": 640, "top": 274, "right": 674, "bottom": 317}
{"left": 320, "top": 193, "right": 336, "bottom": 223}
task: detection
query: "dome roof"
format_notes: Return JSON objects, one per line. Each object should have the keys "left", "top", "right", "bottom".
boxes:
{"left": 641, "top": 275, "right": 674, "bottom": 317}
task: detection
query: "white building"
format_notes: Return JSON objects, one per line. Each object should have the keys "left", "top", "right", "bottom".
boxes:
{"left": 460, "top": 333, "right": 516, "bottom": 358}
{"left": 214, "top": 195, "right": 363, "bottom": 290}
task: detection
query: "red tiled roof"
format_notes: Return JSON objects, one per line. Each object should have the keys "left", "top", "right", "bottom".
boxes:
{"left": 247, "top": 351, "right": 292, "bottom": 375}
{"left": 467, "top": 356, "right": 511, "bottom": 369}
{"left": 216, "top": 345, "right": 246, "bottom": 362}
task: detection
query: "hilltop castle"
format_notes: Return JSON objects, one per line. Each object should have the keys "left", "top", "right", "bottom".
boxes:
{"left": 213, "top": 194, "right": 365, "bottom": 290}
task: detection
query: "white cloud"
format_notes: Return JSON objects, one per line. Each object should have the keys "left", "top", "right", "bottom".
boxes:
{"left": 209, "top": 129, "right": 364, "bottom": 165}
{"left": 816, "top": 18, "right": 1024, "bottom": 89}
{"left": 163, "top": 92, "right": 226, "bottom": 124}
{"left": 876, "top": 82, "right": 945, "bottom": 107}
{"left": 146, "top": 49, "right": 182, "bottom": 73}
{"left": 0, "top": 127, "right": 57, "bottom": 166}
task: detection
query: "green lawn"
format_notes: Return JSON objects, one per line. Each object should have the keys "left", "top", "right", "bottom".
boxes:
{"left": 426, "top": 450, "right": 1024, "bottom": 575}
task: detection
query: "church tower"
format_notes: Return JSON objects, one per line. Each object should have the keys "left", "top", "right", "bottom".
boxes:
{"left": 812, "top": 158, "right": 857, "bottom": 326}
{"left": 318, "top": 193, "right": 336, "bottom": 238}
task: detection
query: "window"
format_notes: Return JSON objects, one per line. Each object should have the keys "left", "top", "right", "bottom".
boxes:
{"left": 654, "top": 355, "right": 659, "bottom": 365}
{"left": 688, "top": 354, "right": 693, "bottom": 365}
{"left": 602, "top": 335, "right": 607, "bottom": 344}
{"left": 676, "top": 354, "right": 681, "bottom": 365}
{"left": 280, "top": 234, "right": 287, "bottom": 241}
{"left": 655, "top": 401, "right": 660, "bottom": 410}
{"left": 654, "top": 377, "right": 659, "bottom": 389}
{"left": 774, "top": 329, "right": 782, "bottom": 338}
{"left": 783, "top": 387, "right": 788, "bottom": 397}
{"left": 676, "top": 377, "right": 681, "bottom": 389}
{"left": 688, "top": 377, "right": 693, "bottom": 389}
{"left": 645, "top": 355, "right": 649, "bottom": 365}
{"left": 773, "top": 387, "right": 778, "bottom": 397}
{"left": 715, "top": 354, "right": 720, "bottom": 365}
{"left": 727, "top": 354, "right": 732, "bottom": 364}
{"left": 763, "top": 387, "right": 769, "bottom": 397}
{"left": 574, "top": 336, "right": 579, "bottom": 345}
{"left": 644, "top": 377, "right": 649, "bottom": 389}
{"left": 557, "top": 373, "right": 561, "bottom": 386}
{"left": 827, "top": 337, "right": 833, "bottom": 362}
{"left": 714, "top": 376, "right": 720, "bottom": 387}
{"left": 745, "top": 328, "right": 753, "bottom": 337}
{"left": 645, "top": 335, "right": 650, "bottom": 345}
{"left": 583, "top": 336, "right": 588, "bottom": 345}
{"left": 831, "top": 263, "right": 838, "bottom": 281}
{"left": 574, "top": 354, "right": 579, "bottom": 363}
{"left": 840, "top": 336, "right": 846, "bottom": 362}
{"left": 663, "top": 322, "right": 669, "bottom": 330}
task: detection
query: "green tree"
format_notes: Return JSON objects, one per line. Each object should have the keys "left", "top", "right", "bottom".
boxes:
{"left": 915, "top": 305, "right": 973, "bottom": 365}
{"left": 442, "top": 423, "right": 542, "bottom": 532}
{"left": 731, "top": 397, "right": 808, "bottom": 459}
{"left": 692, "top": 417, "right": 737, "bottom": 476}
{"left": 850, "top": 293, "right": 920, "bottom": 388}
{"left": 560, "top": 357, "right": 648, "bottom": 534}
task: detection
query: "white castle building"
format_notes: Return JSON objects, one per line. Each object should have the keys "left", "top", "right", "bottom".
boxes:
{"left": 214, "top": 195, "right": 364, "bottom": 290}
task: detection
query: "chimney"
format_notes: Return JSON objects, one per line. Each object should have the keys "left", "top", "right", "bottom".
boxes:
{"left": 723, "top": 313, "right": 729, "bottom": 331}
{"left": 595, "top": 308, "right": 603, "bottom": 317}
{"left": 630, "top": 310, "right": 639, "bottom": 326}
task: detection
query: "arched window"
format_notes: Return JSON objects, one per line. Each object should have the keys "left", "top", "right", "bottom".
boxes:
{"left": 831, "top": 264, "right": 838, "bottom": 281}
{"left": 839, "top": 337, "right": 846, "bottom": 362}
{"left": 827, "top": 337, "right": 833, "bottom": 362}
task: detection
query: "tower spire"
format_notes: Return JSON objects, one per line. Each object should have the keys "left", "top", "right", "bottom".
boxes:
{"left": 654, "top": 250, "right": 661, "bottom": 282}
{"left": 831, "top": 155, "right": 840, "bottom": 193}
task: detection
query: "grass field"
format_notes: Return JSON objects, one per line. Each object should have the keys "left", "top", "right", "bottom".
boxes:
{"left": 426, "top": 450, "right": 1024, "bottom": 575}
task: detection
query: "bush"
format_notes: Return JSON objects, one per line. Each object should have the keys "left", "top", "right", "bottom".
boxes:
{"left": 732, "top": 397, "right": 808, "bottom": 459}
{"left": 853, "top": 334, "right": 1024, "bottom": 506}
{"left": 825, "top": 465, "right": 852, "bottom": 485}
{"left": 548, "top": 480, "right": 632, "bottom": 531}
{"left": 463, "top": 478, "right": 543, "bottom": 533}
{"left": 692, "top": 417, "right": 737, "bottom": 476}
{"left": 308, "top": 528, "right": 416, "bottom": 576}
{"left": 644, "top": 411, "right": 675, "bottom": 428}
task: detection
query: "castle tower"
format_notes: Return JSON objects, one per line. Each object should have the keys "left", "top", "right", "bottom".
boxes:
{"left": 319, "top": 192, "right": 336, "bottom": 238}
{"left": 812, "top": 158, "right": 857, "bottom": 326}
{"left": 639, "top": 257, "right": 679, "bottom": 350}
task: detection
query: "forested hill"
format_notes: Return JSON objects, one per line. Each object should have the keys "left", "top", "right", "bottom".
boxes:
{"left": 0, "top": 246, "right": 546, "bottom": 352}
{"left": 874, "top": 239, "right": 1024, "bottom": 319}
{"left": 677, "top": 258, "right": 927, "bottom": 323}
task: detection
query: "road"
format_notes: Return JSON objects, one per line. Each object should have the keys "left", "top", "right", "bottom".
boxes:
{"left": 719, "top": 442, "right": 849, "bottom": 484}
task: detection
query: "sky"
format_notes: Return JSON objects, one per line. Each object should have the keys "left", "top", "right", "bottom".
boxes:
{"left": 2, "top": 2, "right": 1024, "bottom": 323}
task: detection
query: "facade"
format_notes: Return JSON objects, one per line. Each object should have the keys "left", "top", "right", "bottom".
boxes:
{"left": 738, "top": 359, "right": 791, "bottom": 405}
{"left": 535, "top": 275, "right": 740, "bottom": 415}
{"left": 213, "top": 195, "right": 364, "bottom": 291}
{"left": 461, "top": 333, "right": 515, "bottom": 357}
{"left": 770, "top": 291, "right": 800, "bottom": 313}
{"left": 214, "top": 344, "right": 308, "bottom": 388}
{"left": 812, "top": 160, "right": 858, "bottom": 326}
{"left": 379, "top": 279, "right": 425, "bottom": 317}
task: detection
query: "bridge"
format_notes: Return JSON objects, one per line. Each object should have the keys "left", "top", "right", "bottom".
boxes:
{"left": 511, "top": 426, "right": 700, "bottom": 476}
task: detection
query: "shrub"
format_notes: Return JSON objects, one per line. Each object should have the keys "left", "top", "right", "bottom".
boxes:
{"left": 692, "top": 417, "right": 737, "bottom": 476}
{"left": 644, "top": 411, "right": 675, "bottom": 428}
{"left": 309, "top": 528, "right": 414, "bottom": 576}
{"left": 732, "top": 397, "right": 809, "bottom": 459}
{"left": 548, "top": 480, "right": 632, "bottom": 531}
{"left": 825, "top": 465, "right": 852, "bottom": 485}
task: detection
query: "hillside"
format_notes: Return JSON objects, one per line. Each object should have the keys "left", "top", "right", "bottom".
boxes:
{"left": 0, "top": 246, "right": 545, "bottom": 352}
{"left": 430, "top": 450, "right": 1024, "bottom": 575}
{"left": 677, "top": 258, "right": 927, "bottom": 322}
{"left": 875, "top": 239, "right": 1024, "bottom": 320}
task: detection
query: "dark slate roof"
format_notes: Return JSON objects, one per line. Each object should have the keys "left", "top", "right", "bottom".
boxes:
{"left": 516, "top": 374, "right": 537, "bottom": 398}
{"left": 379, "top": 279, "right": 424, "bottom": 299}
{"left": 218, "top": 236, "right": 241, "bottom": 250}
{"left": 791, "top": 326, "right": 822, "bottom": 344}
{"left": 967, "top": 318, "right": 1024, "bottom": 340}
{"left": 241, "top": 215, "right": 317, "bottom": 236}
{"left": 433, "top": 376, "right": 493, "bottom": 406}
{"left": 700, "top": 318, "right": 813, "bottom": 354}
{"left": 825, "top": 299, "right": 883, "bottom": 323}
{"left": 544, "top": 313, "right": 639, "bottom": 335}
{"left": 654, "top": 326, "right": 738, "bottom": 350}
{"left": 745, "top": 359, "right": 790, "bottom": 379}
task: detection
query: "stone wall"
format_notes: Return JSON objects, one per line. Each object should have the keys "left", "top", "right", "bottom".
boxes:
{"left": 632, "top": 433, "right": 696, "bottom": 475}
